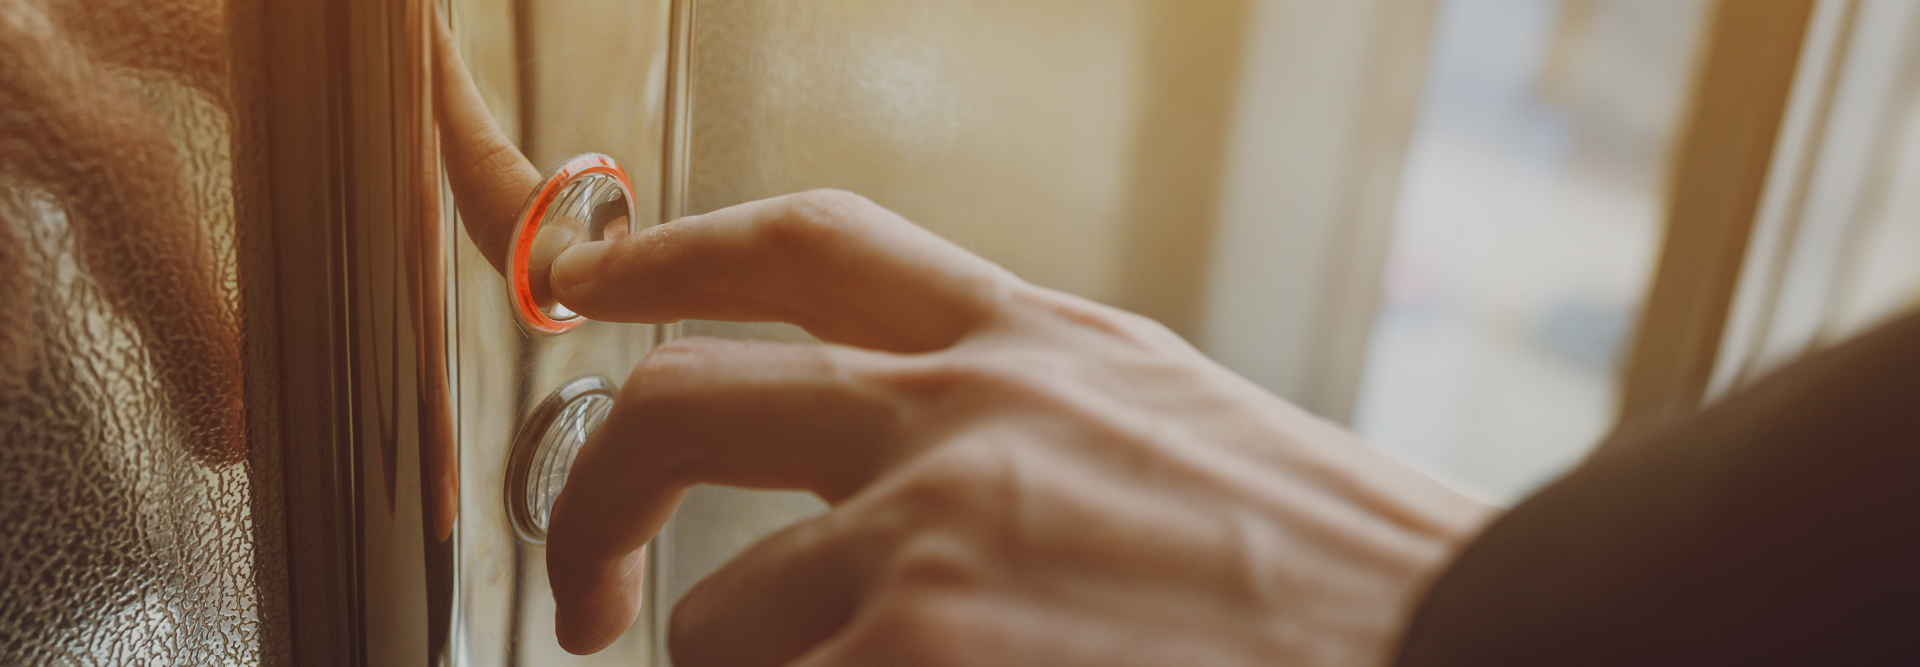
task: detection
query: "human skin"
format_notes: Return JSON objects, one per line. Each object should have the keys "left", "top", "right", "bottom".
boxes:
{"left": 542, "top": 193, "right": 1499, "bottom": 666}
{"left": 434, "top": 31, "right": 1497, "bottom": 663}
{"left": 438, "top": 14, "right": 1920, "bottom": 663}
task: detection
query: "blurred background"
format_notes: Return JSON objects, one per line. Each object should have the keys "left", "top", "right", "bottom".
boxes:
{"left": 1354, "top": 0, "right": 1707, "bottom": 499}
{"left": 6, "top": 0, "right": 1919, "bottom": 663}
{"left": 1359, "top": 0, "right": 1919, "bottom": 501}
{"left": 447, "top": 7, "right": 1920, "bottom": 638}
{"left": 630, "top": 0, "right": 1915, "bottom": 502}
{"left": 456, "top": 2, "right": 1920, "bottom": 591}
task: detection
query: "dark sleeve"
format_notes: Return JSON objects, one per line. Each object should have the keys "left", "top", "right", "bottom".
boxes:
{"left": 1394, "top": 309, "right": 1920, "bottom": 666}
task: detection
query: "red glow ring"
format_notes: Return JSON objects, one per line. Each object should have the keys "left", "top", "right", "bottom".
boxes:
{"left": 507, "top": 153, "right": 635, "bottom": 335}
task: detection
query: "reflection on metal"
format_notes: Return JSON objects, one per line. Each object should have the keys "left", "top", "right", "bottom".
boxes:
{"left": 505, "top": 377, "right": 616, "bottom": 544}
{"left": 509, "top": 153, "right": 636, "bottom": 335}
{"left": 342, "top": 0, "right": 460, "bottom": 661}
{"left": 449, "top": 0, "right": 675, "bottom": 665}
{"left": 249, "top": 0, "right": 493, "bottom": 662}
{"left": 254, "top": 0, "right": 675, "bottom": 661}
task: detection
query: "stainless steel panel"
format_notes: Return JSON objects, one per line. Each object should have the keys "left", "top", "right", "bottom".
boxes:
{"left": 256, "top": 0, "right": 457, "bottom": 663}
{"left": 446, "top": 1, "right": 674, "bottom": 664}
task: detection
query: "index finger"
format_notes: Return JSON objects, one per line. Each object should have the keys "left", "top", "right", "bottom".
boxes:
{"left": 550, "top": 189, "right": 1017, "bottom": 353}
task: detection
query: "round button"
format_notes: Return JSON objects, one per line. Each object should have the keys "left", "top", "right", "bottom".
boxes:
{"left": 508, "top": 153, "right": 636, "bottom": 335}
{"left": 505, "top": 376, "right": 616, "bottom": 544}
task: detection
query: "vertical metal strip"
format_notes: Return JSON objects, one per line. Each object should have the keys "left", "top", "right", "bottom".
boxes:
{"left": 253, "top": 0, "right": 359, "bottom": 662}
{"left": 659, "top": 0, "right": 695, "bottom": 228}
{"left": 512, "top": 0, "right": 537, "bottom": 161}
{"left": 651, "top": 2, "right": 697, "bottom": 663}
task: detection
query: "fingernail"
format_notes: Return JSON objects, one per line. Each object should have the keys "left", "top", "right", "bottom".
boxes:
{"left": 551, "top": 240, "right": 610, "bottom": 296}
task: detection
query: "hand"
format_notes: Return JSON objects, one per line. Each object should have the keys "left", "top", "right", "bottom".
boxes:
{"left": 533, "top": 189, "right": 1497, "bottom": 666}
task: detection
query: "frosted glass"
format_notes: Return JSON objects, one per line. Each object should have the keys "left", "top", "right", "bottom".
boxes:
{"left": 0, "top": 1, "right": 284, "bottom": 664}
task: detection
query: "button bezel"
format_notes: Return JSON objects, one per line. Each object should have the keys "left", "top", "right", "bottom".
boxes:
{"left": 507, "top": 153, "right": 635, "bottom": 335}
{"left": 505, "top": 376, "right": 617, "bottom": 545}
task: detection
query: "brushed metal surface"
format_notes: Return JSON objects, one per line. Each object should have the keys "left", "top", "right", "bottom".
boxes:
{"left": 447, "top": 0, "right": 674, "bottom": 664}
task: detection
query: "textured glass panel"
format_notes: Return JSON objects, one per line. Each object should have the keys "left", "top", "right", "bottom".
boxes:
{"left": 0, "top": 1, "right": 284, "bottom": 664}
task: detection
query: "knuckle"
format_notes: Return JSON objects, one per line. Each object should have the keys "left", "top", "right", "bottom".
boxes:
{"left": 789, "top": 188, "right": 879, "bottom": 220}
{"left": 766, "top": 189, "right": 881, "bottom": 249}
{"left": 878, "top": 352, "right": 1040, "bottom": 404}
{"left": 628, "top": 338, "right": 721, "bottom": 387}
{"left": 621, "top": 337, "right": 731, "bottom": 417}
{"left": 884, "top": 536, "right": 984, "bottom": 593}
{"left": 884, "top": 442, "right": 1017, "bottom": 522}
{"left": 459, "top": 134, "right": 538, "bottom": 228}
{"left": 471, "top": 133, "right": 527, "bottom": 183}
{"left": 1013, "top": 287, "right": 1190, "bottom": 351}
{"left": 1107, "top": 307, "right": 1183, "bottom": 344}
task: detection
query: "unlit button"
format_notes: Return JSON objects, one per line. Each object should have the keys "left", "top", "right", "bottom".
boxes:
{"left": 506, "top": 376, "right": 616, "bottom": 544}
